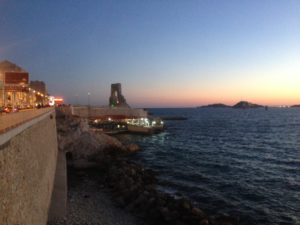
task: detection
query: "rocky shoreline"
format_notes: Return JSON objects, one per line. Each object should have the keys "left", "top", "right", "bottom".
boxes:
{"left": 54, "top": 109, "right": 239, "bottom": 225}
{"left": 48, "top": 167, "right": 140, "bottom": 225}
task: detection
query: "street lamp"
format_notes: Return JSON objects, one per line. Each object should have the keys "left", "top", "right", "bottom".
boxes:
{"left": 88, "top": 92, "right": 91, "bottom": 106}
{"left": 87, "top": 92, "right": 91, "bottom": 118}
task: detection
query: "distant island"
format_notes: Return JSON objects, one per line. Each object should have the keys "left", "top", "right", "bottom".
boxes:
{"left": 233, "top": 101, "right": 263, "bottom": 109}
{"left": 200, "top": 103, "right": 230, "bottom": 108}
{"left": 198, "top": 101, "right": 264, "bottom": 109}
{"left": 291, "top": 105, "right": 300, "bottom": 108}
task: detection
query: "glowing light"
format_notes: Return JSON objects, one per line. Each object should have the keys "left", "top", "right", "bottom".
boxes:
{"left": 49, "top": 96, "right": 55, "bottom": 106}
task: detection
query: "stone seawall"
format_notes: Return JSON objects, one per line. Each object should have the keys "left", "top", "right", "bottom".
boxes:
{"left": 0, "top": 109, "right": 58, "bottom": 225}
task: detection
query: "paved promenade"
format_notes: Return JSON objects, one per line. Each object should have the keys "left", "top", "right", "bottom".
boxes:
{"left": 0, "top": 107, "right": 54, "bottom": 134}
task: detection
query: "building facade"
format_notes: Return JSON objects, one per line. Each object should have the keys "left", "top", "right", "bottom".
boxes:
{"left": 0, "top": 60, "right": 48, "bottom": 108}
{"left": 0, "top": 60, "right": 30, "bottom": 108}
{"left": 30, "top": 80, "right": 47, "bottom": 106}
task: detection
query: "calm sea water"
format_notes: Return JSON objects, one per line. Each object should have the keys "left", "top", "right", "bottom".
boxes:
{"left": 117, "top": 108, "right": 300, "bottom": 225}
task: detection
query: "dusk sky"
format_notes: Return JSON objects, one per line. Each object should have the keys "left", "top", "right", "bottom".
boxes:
{"left": 0, "top": 0, "right": 299, "bottom": 107}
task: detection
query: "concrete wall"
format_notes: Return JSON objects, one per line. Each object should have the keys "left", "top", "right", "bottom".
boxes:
{"left": 0, "top": 109, "right": 58, "bottom": 225}
{"left": 48, "top": 151, "right": 67, "bottom": 222}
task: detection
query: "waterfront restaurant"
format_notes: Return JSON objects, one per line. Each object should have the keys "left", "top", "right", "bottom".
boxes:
{"left": 71, "top": 83, "right": 164, "bottom": 134}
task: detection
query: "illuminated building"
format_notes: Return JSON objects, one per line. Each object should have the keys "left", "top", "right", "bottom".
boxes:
{"left": 72, "top": 83, "right": 164, "bottom": 133}
{"left": 0, "top": 60, "right": 50, "bottom": 108}
{"left": 30, "top": 80, "right": 47, "bottom": 105}
{"left": 54, "top": 97, "right": 64, "bottom": 106}
{"left": 0, "top": 60, "right": 29, "bottom": 108}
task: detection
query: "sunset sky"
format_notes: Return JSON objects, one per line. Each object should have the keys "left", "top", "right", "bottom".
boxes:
{"left": 0, "top": 0, "right": 299, "bottom": 107}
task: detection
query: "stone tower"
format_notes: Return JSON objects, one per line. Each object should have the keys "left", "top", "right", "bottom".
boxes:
{"left": 109, "top": 83, "right": 129, "bottom": 107}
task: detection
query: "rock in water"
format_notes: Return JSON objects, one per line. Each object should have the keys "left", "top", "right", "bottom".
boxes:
{"left": 126, "top": 144, "right": 141, "bottom": 153}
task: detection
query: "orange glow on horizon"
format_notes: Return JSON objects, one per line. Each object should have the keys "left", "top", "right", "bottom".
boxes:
{"left": 127, "top": 84, "right": 300, "bottom": 107}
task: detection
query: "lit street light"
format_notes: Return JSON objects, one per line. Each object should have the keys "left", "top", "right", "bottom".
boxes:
{"left": 87, "top": 92, "right": 91, "bottom": 118}
{"left": 88, "top": 92, "right": 91, "bottom": 106}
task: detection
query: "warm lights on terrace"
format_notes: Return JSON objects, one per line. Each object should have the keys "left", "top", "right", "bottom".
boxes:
{"left": 125, "top": 117, "right": 164, "bottom": 128}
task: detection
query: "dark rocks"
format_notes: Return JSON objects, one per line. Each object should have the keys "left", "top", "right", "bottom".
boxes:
{"left": 214, "top": 214, "right": 240, "bottom": 225}
{"left": 95, "top": 151, "right": 238, "bottom": 225}
{"left": 56, "top": 110, "right": 239, "bottom": 225}
{"left": 181, "top": 198, "right": 191, "bottom": 210}
{"left": 126, "top": 144, "right": 141, "bottom": 153}
{"left": 56, "top": 111, "right": 138, "bottom": 168}
{"left": 83, "top": 194, "right": 89, "bottom": 198}
{"left": 199, "top": 219, "right": 209, "bottom": 225}
{"left": 192, "top": 207, "right": 205, "bottom": 218}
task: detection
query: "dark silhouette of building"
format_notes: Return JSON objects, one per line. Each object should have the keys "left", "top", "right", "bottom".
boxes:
{"left": 109, "top": 83, "right": 129, "bottom": 107}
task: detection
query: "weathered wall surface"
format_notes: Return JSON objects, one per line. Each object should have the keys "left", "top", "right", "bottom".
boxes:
{"left": 0, "top": 110, "right": 58, "bottom": 225}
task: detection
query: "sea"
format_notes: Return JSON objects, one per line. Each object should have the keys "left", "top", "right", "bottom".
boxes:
{"left": 117, "top": 107, "right": 300, "bottom": 225}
